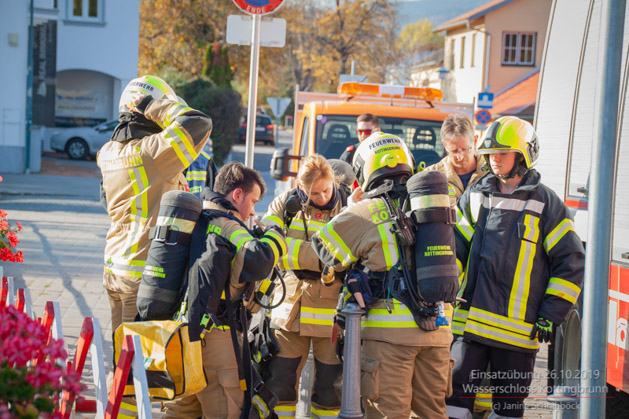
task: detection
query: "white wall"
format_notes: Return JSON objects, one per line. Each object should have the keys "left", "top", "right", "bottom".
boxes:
{"left": 444, "top": 27, "right": 486, "bottom": 104}
{"left": 0, "top": 1, "right": 28, "bottom": 149}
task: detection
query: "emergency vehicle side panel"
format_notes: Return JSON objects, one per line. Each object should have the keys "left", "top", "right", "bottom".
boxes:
{"left": 534, "top": 0, "right": 590, "bottom": 196}
{"left": 536, "top": 0, "right": 629, "bottom": 395}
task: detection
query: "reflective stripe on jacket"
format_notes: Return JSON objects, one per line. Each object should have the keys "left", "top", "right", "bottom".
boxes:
{"left": 98, "top": 99, "right": 212, "bottom": 293}
{"left": 453, "top": 169, "right": 585, "bottom": 353}
{"left": 203, "top": 196, "right": 286, "bottom": 299}
{"left": 262, "top": 189, "right": 343, "bottom": 338}
{"left": 186, "top": 140, "right": 214, "bottom": 197}
{"left": 311, "top": 197, "right": 453, "bottom": 347}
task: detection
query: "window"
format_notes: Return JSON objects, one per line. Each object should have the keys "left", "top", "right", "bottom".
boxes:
{"left": 68, "top": 0, "right": 102, "bottom": 21}
{"left": 447, "top": 39, "right": 455, "bottom": 70}
{"left": 471, "top": 33, "right": 476, "bottom": 67}
{"left": 502, "top": 32, "right": 536, "bottom": 66}
{"left": 300, "top": 116, "right": 310, "bottom": 156}
{"left": 460, "top": 36, "right": 466, "bottom": 69}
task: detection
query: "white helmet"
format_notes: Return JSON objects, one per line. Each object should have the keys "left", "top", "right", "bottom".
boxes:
{"left": 118, "top": 75, "right": 178, "bottom": 114}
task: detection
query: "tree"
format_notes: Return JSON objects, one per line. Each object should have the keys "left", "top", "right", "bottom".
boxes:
{"left": 202, "top": 42, "right": 234, "bottom": 87}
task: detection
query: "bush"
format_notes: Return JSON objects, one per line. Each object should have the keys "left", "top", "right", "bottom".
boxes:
{"left": 177, "top": 79, "right": 241, "bottom": 165}
{"left": 0, "top": 306, "right": 82, "bottom": 418}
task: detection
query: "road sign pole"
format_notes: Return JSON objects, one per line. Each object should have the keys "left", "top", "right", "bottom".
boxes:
{"left": 245, "top": 14, "right": 262, "bottom": 169}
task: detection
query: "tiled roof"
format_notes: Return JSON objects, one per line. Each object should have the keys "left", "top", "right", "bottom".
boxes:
{"left": 491, "top": 69, "right": 540, "bottom": 117}
{"left": 434, "top": 0, "right": 516, "bottom": 32}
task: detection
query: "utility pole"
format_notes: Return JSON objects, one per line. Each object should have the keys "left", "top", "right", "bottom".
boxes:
{"left": 25, "top": 0, "right": 34, "bottom": 174}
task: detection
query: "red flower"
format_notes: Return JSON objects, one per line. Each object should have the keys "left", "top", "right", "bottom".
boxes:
{"left": 0, "top": 210, "right": 6, "bottom": 218}
{"left": 15, "top": 222, "right": 22, "bottom": 231}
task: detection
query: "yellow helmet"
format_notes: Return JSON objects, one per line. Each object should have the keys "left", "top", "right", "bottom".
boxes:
{"left": 352, "top": 132, "right": 414, "bottom": 191}
{"left": 118, "top": 75, "right": 178, "bottom": 114}
{"left": 478, "top": 116, "right": 539, "bottom": 169}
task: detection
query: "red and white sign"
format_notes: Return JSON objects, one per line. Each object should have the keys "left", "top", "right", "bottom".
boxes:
{"left": 232, "top": 0, "right": 284, "bottom": 16}
{"left": 607, "top": 264, "right": 629, "bottom": 391}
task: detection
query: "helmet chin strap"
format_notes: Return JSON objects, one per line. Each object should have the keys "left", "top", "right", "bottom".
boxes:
{"left": 486, "top": 154, "right": 527, "bottom": 180}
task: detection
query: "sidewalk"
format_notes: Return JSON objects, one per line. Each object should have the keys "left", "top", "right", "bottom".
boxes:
{"left": 0, "top": 155, "right": 166, "bottom": 416}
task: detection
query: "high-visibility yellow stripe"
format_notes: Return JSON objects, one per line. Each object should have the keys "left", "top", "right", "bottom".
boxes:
{"left": 128, "top": 168, "right": 139, "bottom": 221}
{"left": 377, "top": 222, "right": 398, "bottom": 270}
{"left": 311, "top": 406, "right": 340, "bottom": 419}
{"left": 287, "top": 237, "right": 301, "bottom": 270}
{"left": 467, "top": 307, "right": 533, "bottom": 336}
{"left": 410, "top": 194, "right": 450, "bottom": 209}
{"left": 170, "top": 138, "right": 190, "bottom": 166}
{"left": 138, "top": 166, "right": 149, "bottom": 220}
{"left": 457, "top": 243, "right": 473, "bottom": 300}
{"left": 172, "top": 124, "right": 198, "bottom": 160}
{"left": 318, "top": 225, "right": 357, "bottom": 266}
{"left": 262, "top": 214, "right": 284, "bottom": 229}
{"left": 274, "top": 404, "right": 297, "bottom": 418}
{"left": 265, "top": 228, "right": 287, "bottom": 255}
{"left": 509, "top": 214, "right": 537, "bottom": 320}
{"left": 544, "top": 218, "right": 576, "bottom": 253}
{"left": 465, "top": 318, "right": 539, "bottom": 350}
{"left": 455, "top": 206, "right": 474, "bottom": 242}
{"left": 260, "top": 237, "right": 280, "bottom": 265}
{"left": 230, "top": 229, "right": 252, "bottom": 250}
{"left": 546, "top": 277, "right": 580, "bottom": 304}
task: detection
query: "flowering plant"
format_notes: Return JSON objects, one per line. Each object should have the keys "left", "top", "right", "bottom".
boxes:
{"left": 0, "top": 175, "right": 23, "bottom": 263}
{"left": 0, "top": 305, "right": 83, "bottom": 418}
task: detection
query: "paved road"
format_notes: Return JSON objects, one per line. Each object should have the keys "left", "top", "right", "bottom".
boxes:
{"left": 0, "top": 129, "right": 556, "bottom": 418}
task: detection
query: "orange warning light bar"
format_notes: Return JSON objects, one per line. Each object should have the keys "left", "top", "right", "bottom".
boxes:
{"left": 338, "top": 82, "right": 443, "bottom": 102}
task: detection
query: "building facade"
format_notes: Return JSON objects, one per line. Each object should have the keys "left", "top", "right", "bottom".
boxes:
{"left": 0, "top": 0, "right": 138, "bottom": 173}
{"left": 433, "top": 0, "right": 551, "bottom": 107}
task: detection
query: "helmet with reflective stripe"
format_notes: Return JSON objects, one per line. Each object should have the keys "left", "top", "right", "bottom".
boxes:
{"left": 119, "top": 75, "right": 178, "bottom": 114}
{"left": 352, "top": 132, "right": 414, "bottom": 191}
{"left": 477, "top": 116, "right": 539, "bottom": 169}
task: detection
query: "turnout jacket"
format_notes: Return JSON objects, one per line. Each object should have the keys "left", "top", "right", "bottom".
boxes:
{"left": 453, "top": 169, "right": 585, "bottom": 353}
{"left": 425, "top": 155, "right": 487, "bottom": 207}
{"left": 311, "top": 197, "right": 453, "bottom": 347}
{"left": 185, "top": 140, "right": 217, "bottom": 197}
{"left": 262, "top": 189, "right": 343, "bottom": 338}
{"left": 97, "top": 99, "right": 211, "bottom": 293}
{"left": 186, "top": 192, "right": 286, "bottom": 338}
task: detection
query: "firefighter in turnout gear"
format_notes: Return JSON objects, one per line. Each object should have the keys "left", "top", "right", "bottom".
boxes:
{"left": 312, "top": 132, "right": 456, "bottom": 419}
{"left": 260, "top": 154, "right": 345, "bottom": 419}
{"left": 445, "top": 117, "right": 585, "bottom": 419}
{"left": 96, "top": 75, "right": 211, "bottom": 418}
{"left": 163, "top": 161, "right": 287, "bottom": 418}
{"left": 97, "top": 75, "right": 211, "bottom": 331}
{"left": 185, "top": 138, "right": 218, "bottom": 197}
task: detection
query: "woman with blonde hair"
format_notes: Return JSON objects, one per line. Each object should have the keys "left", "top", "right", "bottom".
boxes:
{"left": 261, "top": 154, "right": 345, "bottom": 419}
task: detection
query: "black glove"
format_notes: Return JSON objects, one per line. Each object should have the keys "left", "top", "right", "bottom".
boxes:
{"left": 530, "top": 317, "right": 554, "bottom": 343}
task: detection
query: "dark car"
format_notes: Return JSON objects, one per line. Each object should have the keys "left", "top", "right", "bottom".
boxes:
{"left": 238, "top": 114, "right": 274, "bottom": 145}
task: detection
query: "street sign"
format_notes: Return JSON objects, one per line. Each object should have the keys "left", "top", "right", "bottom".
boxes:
{"left": 339, "top": 74, "right": 368, "bottom": 83}
{"left": 475, "top": 109, "right": 492, "bottom": 125}
{"left": 477, "top": 92, "right": 494, "bottom": 109}
{"left": 266, "top": 97, "right": 291, "bottom": 119}
{"left": 232, "top": 0, "right": 284, "bottom": 16}
{"left": 226, "top": 15, "right": 286, "bottom": 47}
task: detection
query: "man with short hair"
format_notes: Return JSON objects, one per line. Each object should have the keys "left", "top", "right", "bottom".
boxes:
{"left": 425, "top": 113, "right": 487, "bottom": 206}
{"left": 339, "top": 113, "right": 381, "bottom": 165}
{"left": 163, "top": 161, "right": 287, "bottom": 419}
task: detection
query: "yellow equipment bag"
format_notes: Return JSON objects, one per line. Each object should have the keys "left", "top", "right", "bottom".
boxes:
{"left": 113, "top": 320, "right": 207, "bottom": 400}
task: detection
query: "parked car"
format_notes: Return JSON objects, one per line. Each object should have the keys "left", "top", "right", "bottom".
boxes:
{"left": 238, "top": 114, "right": 274, "bottom": 145}
{"left": 50, "top": 120, "right": 118, "bottom": 160}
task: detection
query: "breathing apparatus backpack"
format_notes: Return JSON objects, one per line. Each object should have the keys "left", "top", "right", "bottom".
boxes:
{"left": 135, "top": 190, "right": 280, "bottom": 418}
{"left": 137, "top": 190, "right": 203, "bottom": 321}
{"left": 353, "top": 171, "right": 459, "bottom": 331}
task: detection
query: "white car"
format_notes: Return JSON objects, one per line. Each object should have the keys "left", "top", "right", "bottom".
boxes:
{"left": 50, "top": 120, "right": 118, "bottom": 160}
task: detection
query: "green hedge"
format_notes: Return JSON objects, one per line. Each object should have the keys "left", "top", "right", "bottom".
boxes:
{"left": 176, "top": 79, "right": 241, "bottom": 165}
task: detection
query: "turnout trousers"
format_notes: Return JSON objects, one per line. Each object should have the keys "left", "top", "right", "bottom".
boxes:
{"left": 162, "top": 328, "right": 244, "bottom": 419}
{"left": 262, "top": 330, "right": 342, "bottom": 419}
{"left": 445, "top": 339, "right": 536, "bottom": 418}
{"left": 360, "top": 339, "right": 451, "bottom": 419}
